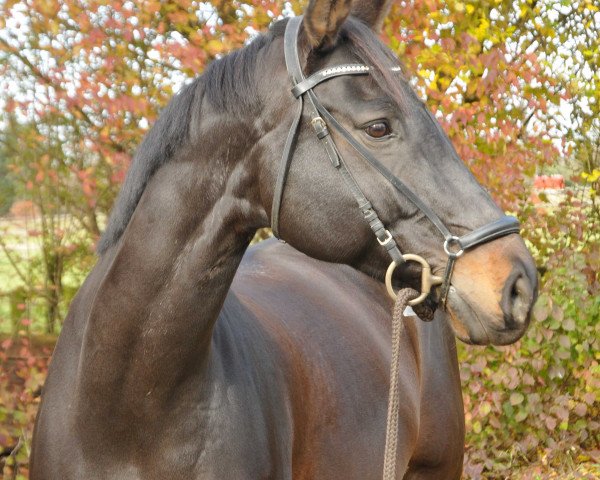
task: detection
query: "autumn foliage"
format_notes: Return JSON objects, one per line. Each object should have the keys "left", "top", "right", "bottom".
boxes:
{"left": 0, "top": 1, "right": 598, "bottom": 478}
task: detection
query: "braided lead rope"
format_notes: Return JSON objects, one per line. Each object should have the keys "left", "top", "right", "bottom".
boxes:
{"left": 382, "top": 288, "right": 434, "bottom": 480}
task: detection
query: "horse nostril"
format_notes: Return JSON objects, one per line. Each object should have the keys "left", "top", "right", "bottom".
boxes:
{"left": 510, "top": 279, "right": 520, "bottom": 303}
{"left": 502, "top": 271, "right": 534, "bottom": 329}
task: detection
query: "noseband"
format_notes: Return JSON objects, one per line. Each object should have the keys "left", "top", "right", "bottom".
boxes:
{"left": 271, "top": 16, "right": 520, "bottom": 308}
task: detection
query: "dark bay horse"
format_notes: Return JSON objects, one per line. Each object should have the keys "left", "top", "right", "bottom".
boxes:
{"left": 31, "top": 0, "right": 537, "bottom": 478}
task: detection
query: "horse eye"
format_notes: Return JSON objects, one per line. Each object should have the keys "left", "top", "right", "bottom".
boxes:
{"left": 365, "top": 122, "right": 391, "bottom": 139}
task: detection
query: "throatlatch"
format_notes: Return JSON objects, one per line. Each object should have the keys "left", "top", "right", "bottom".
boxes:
{"left": 272, "top": 16, "right": 521, "bottom": 308}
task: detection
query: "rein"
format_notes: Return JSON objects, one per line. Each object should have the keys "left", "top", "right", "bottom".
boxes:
{"left": 383, "top": 288, "right": 429, "bottom": 480}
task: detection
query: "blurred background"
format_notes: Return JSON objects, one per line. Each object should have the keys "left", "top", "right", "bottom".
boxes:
{"left": 0, "top": 1, "right": 598, "bottom": 478}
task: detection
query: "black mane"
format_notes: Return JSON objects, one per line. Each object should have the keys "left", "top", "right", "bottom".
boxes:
{"left": 97, "top": 17, "right": 406, "bottom": 255}
{"left": 96, "top": 79, "right": 199, "bottom": 255}
{"left": 96, "top": 31, "right": 274, "bottom": 255}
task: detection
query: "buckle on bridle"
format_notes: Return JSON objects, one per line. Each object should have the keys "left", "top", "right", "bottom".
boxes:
{"left": 377, "top": 229, "right": 394, "bottom": 246}
{"left": 311, "top": 117, "right": 329, "bottom": 139}
{"left": 385, "top": 254, "right": 443, "bottom": 306}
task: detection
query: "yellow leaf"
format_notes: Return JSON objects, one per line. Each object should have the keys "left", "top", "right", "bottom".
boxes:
{"left": 206, "top": 40, "right": 224, "bottom": 57}
{"left": 520, "top": 5, "right": 528, "bottom": 18}
{"left": 582, "top": 169, "right": 600, "bottom": 182}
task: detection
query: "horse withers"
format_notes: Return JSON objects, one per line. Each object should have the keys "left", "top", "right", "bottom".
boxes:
{"left": 31, "top": 0, "right": 537, "bottom": 478}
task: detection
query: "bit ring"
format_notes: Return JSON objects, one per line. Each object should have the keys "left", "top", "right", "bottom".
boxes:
{"left": 385, "top": 254, "right": 443, "bottom": 306}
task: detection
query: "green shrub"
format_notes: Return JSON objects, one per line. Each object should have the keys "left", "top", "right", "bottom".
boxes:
{"left": 462, "top": 190, "right": 599, "bottom": 478}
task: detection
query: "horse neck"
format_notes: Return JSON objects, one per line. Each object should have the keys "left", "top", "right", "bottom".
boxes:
{"left": 77, "top": 121, "right": 266, "bottom": 419}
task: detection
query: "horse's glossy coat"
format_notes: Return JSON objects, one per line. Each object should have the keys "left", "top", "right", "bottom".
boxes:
{"left": 31, "top": 1, "right": 537, "bottom": 478}
{"left": 34, "top": 240, "right": 465, "bottom": 479}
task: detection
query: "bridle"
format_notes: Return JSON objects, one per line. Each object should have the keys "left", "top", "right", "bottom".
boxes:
{"left": 271, "top": 16, "right": 520, "bottom": 308}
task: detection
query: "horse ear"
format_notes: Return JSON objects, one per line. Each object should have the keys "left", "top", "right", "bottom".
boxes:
{"left": 303, "top": 0, "right": 353, "bottom": 49}
{"left": 351, "top": 0, "right": 395, "bottom": 32}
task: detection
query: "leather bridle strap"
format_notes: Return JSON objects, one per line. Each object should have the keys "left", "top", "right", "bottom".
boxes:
{"left": 271, "top": 99, "right": 303, "bottom": 239}
{"left": 272, "top": 16, "right": 521, "bottom": 305}
{"left": 272, "top": 16, "right": 404, "bottom": 264}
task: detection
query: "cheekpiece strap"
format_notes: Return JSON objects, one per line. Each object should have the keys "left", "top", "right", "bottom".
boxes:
{"left": 275, "top": 16, "right": 404, "bottom": 265}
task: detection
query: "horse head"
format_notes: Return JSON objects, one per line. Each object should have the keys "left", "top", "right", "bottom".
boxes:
{"left": 255, "top": 0, "right": 538, "bottom": 345}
